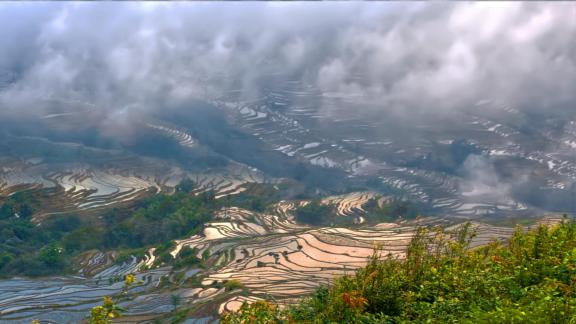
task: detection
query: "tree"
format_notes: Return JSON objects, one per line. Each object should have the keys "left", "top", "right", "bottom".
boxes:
{"left": 294, "top": 201, "right": 332, "bottom": 226}
{"left": 202, "top": 249, "right": 210, "bottom": 261}
{"left": 176, "top": 178, "right": 196, "bottom": 193}
{"left": 171, "top": 294, "right": 181, "bottom": 311}
{"left": 38, "top": 244, "right": 64, "bottom": 268}
{"left": 0, "top": 252, "right": 13, "bottom": 271}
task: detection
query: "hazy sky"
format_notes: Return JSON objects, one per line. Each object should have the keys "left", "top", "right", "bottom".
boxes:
{"left": 0, "top": 2, "right": 574, "bottom": 120}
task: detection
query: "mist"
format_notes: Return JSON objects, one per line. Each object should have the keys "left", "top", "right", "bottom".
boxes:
{"left": 459, "top": 154, "right": 512, "bottom": 201}
{"left": 0, "top": 2, "right": 574, "bottom": 127}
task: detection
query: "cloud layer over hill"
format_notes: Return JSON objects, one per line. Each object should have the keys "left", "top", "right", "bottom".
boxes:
{"left": 0, "top": 2, "right": 574, "bottom": 123}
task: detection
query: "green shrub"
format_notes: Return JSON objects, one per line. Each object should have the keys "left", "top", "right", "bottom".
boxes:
{"left": 224, "top": 279, "right": 245, "bottom": 292}
{"left": 173, "top": 246, "right": 202, "bottom": 269}
{"left": 294, "top": 200, "right": 333, "bottom": 226}
{"left": 222, "top": 301, "right": 283, "bottom": 324}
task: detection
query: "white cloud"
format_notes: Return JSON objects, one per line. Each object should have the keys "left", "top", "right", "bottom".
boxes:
{"left": 0, "top": 2, "right": 573, "bottom": 122}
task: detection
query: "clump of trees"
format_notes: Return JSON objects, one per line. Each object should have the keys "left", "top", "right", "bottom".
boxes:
{"left": 223, "top": 219, "right": 576, "bottom": 323}
{"left": 0, "top": 191, "right": 37, "bottom": 219}
{"left": 0, "top": 180, "right": 218, "bottom": 277}
{"left": 175, "top": 178, "right": 196, "bottom": 194}
{"left": 0, "top": 190, "right": 79, "bottom": 277}
{"left": 101, "top": 189, "right": 216, "bottom": 249}
{"left": 364, "top": 197, "right": 419, "bottom": 223}
{"left": 172, "top": 246, "right": 203, "bottom": 269}
{"left": 294, "top": 197, "right": 419, "bottom": 226}
{"left": 224, "top": 279, "right": 245, "bottom": 292}
{"left": 294, "top": 200, "right": 333, "bottom": 226}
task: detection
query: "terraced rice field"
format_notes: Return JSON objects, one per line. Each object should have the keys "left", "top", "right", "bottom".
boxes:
{"left": 203, "top": 214, "right": 564, "bottom": 314}
{"left": 213, "top": 92, "right": 476, "bottom": 217}
{"left": 166, "top": 195, "right": 562, "bottom": 315}
{"left": 0, "top": 258, "right": 171, "bottom": 323}
{"left": 321, "top": 191, "right": 382, "bottom": 219}
{"left": 0, "top": 158, "right": 270, "bottom": 221}
{"left": 0, "top": 185, "right": 564, "bottom": 322}
{"left": 207, "top": 81, "right": 576, "bottom": 219}
{"left": 146, "top": 123, "right": 197, "bottom": 149}
{"left": 45, "top": 169, "right": 158, "bottom": 210}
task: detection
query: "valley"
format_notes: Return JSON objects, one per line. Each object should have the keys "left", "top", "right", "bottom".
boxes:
{"left": 1, "top": 75, "right": 575, "bottom": 322}
{"left": 1, "top": 182, "right": 562, "bottom": 322}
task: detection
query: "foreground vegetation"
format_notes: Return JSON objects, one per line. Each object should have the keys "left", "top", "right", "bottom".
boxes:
{"left": 223, "top": 219, "right": 576, "bottom": 323}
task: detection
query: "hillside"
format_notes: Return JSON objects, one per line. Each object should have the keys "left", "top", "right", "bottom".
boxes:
{"left": 2, "top": 180, "right": 562, "bottom": 323}
{"left": 0, "top": 2, "right": 575, "bottom": 323}
{"left": 223, "top": 219, "right": 576, "bottom": 323}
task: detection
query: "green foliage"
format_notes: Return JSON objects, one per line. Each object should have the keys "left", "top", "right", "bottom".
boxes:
{"left": 294, "top": 200, "right": 333, "bottom": 226}
{"left": 88, "top": 273, "right": 137, "bottom": 323}
{"left": 45, "top": 214, "right": 82, "bottom": 234}
{"left": 0, "top": 179, "right": 217, "bottom": 277}
{"left": 227, "top": 183, "right": 285, "bottom": 212}
{"left": 38, "top": 243, "right": 65, "bottom": 267}
{"left": 293, "top": 197, "right": 420, "bottom": 227}
{"left": 224, "top": 279, "right": 245, "bottom": 292}
{"left": 230, "top": 194, "right": 267, "bottom": 212}
{"left": 89, "top": 296, "right": 123, "bottom": 324}
{"left": 154, "top": 241, "right": 177, "bottom": 266}
{"left": 171, "top": 294, "right": 182, "bottom": 310}
{"left": 175, "top": 178, "right": 196, "bottom": 194}
{"left": 202, "top": 249, "right": 210, "bottom": 261}
{"left": 223, "top": 220, "right": 576, "bottom": 323}
{"left": 0, "top": 191, "right": 36, "bottom": 220}
{"left": 0, "top": 252, "right": 13, "bottom": 269}
{"left": 115, "top": 247, "right": 146, "bottom": 265}
{"left": 123, "top": 192, "right": 214, "bottom": 245}
{"left": 0, "top": 191, "right": 80, "bottom": 277}
{"left": 364, "top": 197, "right": 419, "bottom": 223}
{"left": 174, "top": 271, "right": 186, "bottom": 283}
{"left": 222, "top": 301, "right": 284, "bottom": 324}
{"left": 62, "top": 227, "right": 104, "bottom": 252}
{"left": 172, "top": 246, "right": 202, "bottom": 269}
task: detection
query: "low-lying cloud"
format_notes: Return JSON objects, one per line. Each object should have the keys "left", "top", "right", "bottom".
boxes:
{"left": 0, "top": 2, "right": 574, "bottom": 125}
{"left": 459, "top": 154, "right": 512, "bottom": 202}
